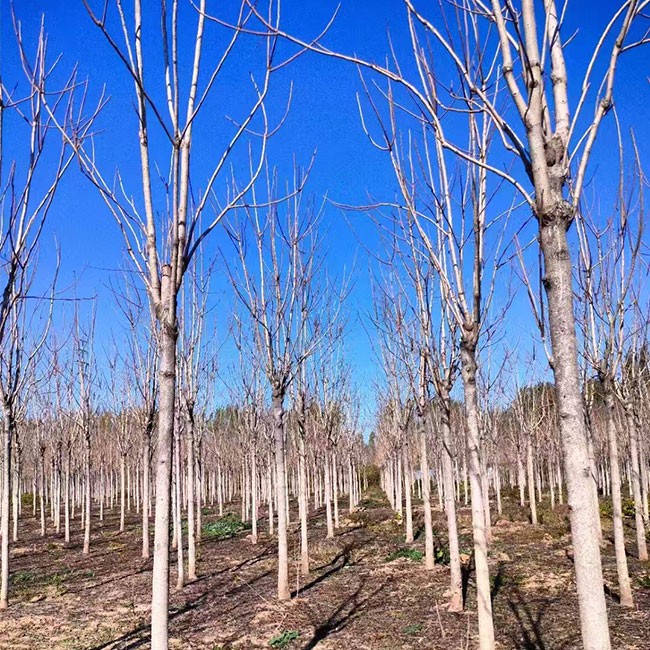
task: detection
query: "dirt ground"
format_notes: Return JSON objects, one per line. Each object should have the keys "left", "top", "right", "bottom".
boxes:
{"left": 1, "top": 487, "right": 649, "bottom": 650}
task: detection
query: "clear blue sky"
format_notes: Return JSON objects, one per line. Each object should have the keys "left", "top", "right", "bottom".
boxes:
{"left": 2, "top": 1, "right": 648, "bottom": 427}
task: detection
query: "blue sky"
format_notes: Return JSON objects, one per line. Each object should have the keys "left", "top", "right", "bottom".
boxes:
{"left": 2, "top": 1, "right": 649, "bottom": 429}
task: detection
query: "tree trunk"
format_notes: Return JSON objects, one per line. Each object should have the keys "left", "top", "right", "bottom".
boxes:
{"left": 518, "top": 453, "right": 526, "bottom": 508}
{"left": 626, "top": 409, "right": 648, "bottom": 561}
{"left": 12, "top": 453, "right": 19, "bottom": 542}
{"left": 195, "top": 446, "right": 202, "bottom": 544}
{"left": 403, "top": 442, "right": 414, "bottom": 544}
{"left": 526, "top": 436, "right": 538, "bottom": 525}
{"left": 495, "top": 468, "right": 502, "bottom": 516}
{"left": 150, "top": 280, "right": 178, "bottom": 650}
{"left": 299, "top": 436, "right": 309, "bottom": 576}
{"left": 142, "top": 434, "right": 150, "bottom": 559}
{"left": 440, "top": 399, "right": 463, "bottom": 612}
{"left": 99, "top": 465, "right": 104, "bottom": 522}
{"left": 83, "top": 434, "right": 91, "bottom": 555}
{"left": 332, "top": 452, "right": 339, "bottom": 529}
{"left": 272, "top": 391, "right": 290, "bottom": 601}
{"left": 418, "top": 413, "right": 435, "bottom": 571}
{"left": 348, "top": 458, "right": 354, "bottom": 514}
{"left": 185, "top": 413, "right": 197, "bottom": 581}
{"left": 541, "top": 217, "right": 611, "bottom": 647}
{"left": 64, "top": 446, "right": 70, "bottom": 543}
{"left": 217, "top": 464, "right": 224, "bottom": 517}
{"left": 324, "top": 452, "right": 334, "bottom": 538}
{"left": 251, "top": 447, "right": 258, "bottom": 545}
{"left": 603, "top": 387, "right": 633, "bottom": 606}
{"left": 0, "top": 411, "right": 12, "bottom": 609}
{"left": 174, "top": 427, "right": 184, "bottom": 590}
{"left": 267, "top": 457, "right": 274, "bottom": 536}
{"left": 120, "top": 454, "right": 126, "bottom": 533}
{"left": 40, "top": 448, "right": 46, "bottom": 537}
{"left": 460, "top": 340, "right": 494, "bottom": 649}
{"left": 585, "top": 422, "right": 604, "bottom": 545}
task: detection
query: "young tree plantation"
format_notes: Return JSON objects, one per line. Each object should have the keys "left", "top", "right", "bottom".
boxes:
{"left": 0, "top": 1, "right": 649, "bottom": 649}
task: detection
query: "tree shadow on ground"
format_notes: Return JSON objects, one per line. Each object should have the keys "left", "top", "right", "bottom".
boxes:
{"left": 88, "top": 545, "right": 276, "bottom": 650}
{"left": 292, "top": 540, "right": 359, "bottom": 598}
{"left": 301, "top": 579, "right": 387, "bottom": 650}
{"left": 505, "top": 588, "right": 575, "bottom": 650}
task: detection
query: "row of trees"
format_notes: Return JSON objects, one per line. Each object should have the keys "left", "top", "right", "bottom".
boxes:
{"left": 6, "top": 392, "right": 367, "bottom": 585}
{"left": 267, "top": 1, "right": 649, "bottom": 648}
{"left": 1, "top": 1, "right": 649, "bottom": 649}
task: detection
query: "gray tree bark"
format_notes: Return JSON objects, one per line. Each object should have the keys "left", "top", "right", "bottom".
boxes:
{"left": 440, "top": 398, "right": 463, "bottom": 613}
{"left": 272, "top": 391, "right": 290, "bottom": 600}
{"left": 626, "top": 410, "right": 648, "bottom": 561}
{"left": 541, "top": 216, "right": 611, "bottom": 647}
{"left": 460, "top": 338, "right": 494, "bottom": 649}
{"left": 150, "top": 269, "right": 178, "bottom": 650}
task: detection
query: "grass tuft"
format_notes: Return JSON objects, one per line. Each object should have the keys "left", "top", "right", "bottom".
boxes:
{"left": 203, "top": 513, "right": 251, "bottom": 540}
{"left": 385, "top": 547, "right": 424, "bottom": 563}
{"left": 269, "top": 630, "right": 300, "bottom": 648}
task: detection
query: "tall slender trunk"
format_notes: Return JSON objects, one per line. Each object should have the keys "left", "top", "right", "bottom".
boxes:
{"left": 195, "top": 443, "right": 202, "bottom": 544}
{"left": 481, "top": 454, "right": 492, "bottom": 544}
{"left": 348, "top": 458, "right": 354, "bottom": 514}
{"left": 526, "top": 436, "right": 538, "bottom": 525}
{"left": 638, "top": 431, "right": 649, "bottom": 521}
{"left": 517, "top": 453, "right": 526, "bottom": 508}
{"left": 266, "top": 455, "right": 273, "bottom": 536}
{"left": 251, "top": 447, "right": 258, "bottom": 545}
{"left": 142, "top": 433, "right": 151, "bottom": 559}
{"left": 39, "top": 448, "right": 46, "bottom": 537}
{"left": 402, "top": 442, "right": 414, "bottom": 543}
{"left": 127, "top": 463, "right": 131, "bottom": 512}
{"left": 64, "top": 445, "right": 70, "bottom": 543}
{"left": 324, "top": 452, "right": 334, "bottom": 538}
{"left": 541, "top": 218, "right": 610, "bottom": 648}
{"left": 440, "top": 398, "right": 463, "bottom": 612}
{"left": 495, "top": 468, "right": 502, "bottom": 516}
{"left": 83, "top": 434, "right": 91, "bottom": 555}
{"left": 185, "top": 412, "right": 197, "bottom": 581}
{"left": 332, "top": 452, "right": 339, "bottom": 529}
{"left": 0, "top": 410, "right": 12, "bottom": 609}
{"left": 12, "top": 455, "right": 19, "bottom": 542}
{"left": 120, "top": 453, "right": 126, "bottom": 532}
{"left": 585, "top": 416, "right": 604, "bottom": 544}
{"left": 419, "top": 411, "right": 434, "bottom": 571}
{"left": 395, "top": 454, "right": 403, "bottom": 515}
{"left": 150, "top": 274, "right": 178, "bottom": 650}
{"left": 217, "top": 463, "right": 224, "bottom": 517}
{"left": 99, "top": 465, "right": 104, "bottom": 522}
{"left": 625, "top": 409, "right": 648, "bottom": 560}
{"left": 460, "top": 340, "right": 494, "bottom": 650}
{"left": 603, "top": 386, "right": 633, "bottom": 606}
{"left": 174, "top": 427, "right": 184, "bottom": 590}
{"left": 272, "top": 391, "right": 290, "bottom": 601}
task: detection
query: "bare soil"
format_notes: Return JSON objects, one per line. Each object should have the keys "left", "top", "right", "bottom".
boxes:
{"left": 1, "top": 488, "right": 649, "bottom": 649}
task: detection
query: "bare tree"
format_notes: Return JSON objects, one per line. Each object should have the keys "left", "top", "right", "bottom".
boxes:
{"left": 358, "top": 70, "right": 508, "bottom": 647}
{"left": 41, "top": 1, "right": 303, "bottom": 644}
{"left": 620, "top": 321, "right": 650, "bottom": 563}
{"left": 401, "top": 218, "right": 464, "bottom": 608}
{"left": 226, "top": 171, "right": 334, "bottom": 600}
{"left": 113, "top": 273, "right": 158, "bottom": 559}
{"left": 0, "top": 18, "right": 92, "bottom": 608}
{"left": 577, "top": 139, "right": 646, "bottom": 603}
{"left": 257, "top": 2, "right": 648, "bottom": 644}
{"left": 178, "top": 263, "right": 212, "bottom": 581}
{"left": 71, "top": 303, "right": 98, "bottom": 556}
